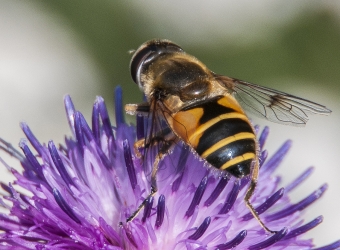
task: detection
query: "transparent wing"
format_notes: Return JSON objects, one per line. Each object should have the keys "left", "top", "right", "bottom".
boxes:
{"left": 215, "top": 75, "right": 331, "bottom": 126}
{"left": 132, "top": 99, "right": 180, "bottom": 182}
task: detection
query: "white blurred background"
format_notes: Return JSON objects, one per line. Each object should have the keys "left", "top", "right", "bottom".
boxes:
{"left": 1, "top": 0, "right": 339, "bottom": 246}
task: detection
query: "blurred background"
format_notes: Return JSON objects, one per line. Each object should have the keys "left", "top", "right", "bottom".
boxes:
{"left": 1, "top": 0, "right": 339, "bottom": 246}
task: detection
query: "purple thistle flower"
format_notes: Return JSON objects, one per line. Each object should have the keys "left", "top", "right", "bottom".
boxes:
{"left": 0, "top": 87, "right": 339, "bottom": 249}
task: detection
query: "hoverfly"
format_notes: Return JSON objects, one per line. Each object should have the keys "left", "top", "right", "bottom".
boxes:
{"left": 125, "top": 39, "right": 331, "bottom": 233}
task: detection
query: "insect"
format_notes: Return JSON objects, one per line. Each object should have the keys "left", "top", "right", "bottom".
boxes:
{"left": 125, "top": 39, "right": 331, "bottom": 233}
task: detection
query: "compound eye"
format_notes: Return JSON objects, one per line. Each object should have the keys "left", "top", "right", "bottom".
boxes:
{"left": 130, "top": 40, "right": 183, "bottom": 88}
{"left": 130, "top": 44, "right": 156, "bottom": 86}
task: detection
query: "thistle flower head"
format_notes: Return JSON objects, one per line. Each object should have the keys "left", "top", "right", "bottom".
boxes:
{"left": 0, "top": 87, "right": 339, "bottom": 249}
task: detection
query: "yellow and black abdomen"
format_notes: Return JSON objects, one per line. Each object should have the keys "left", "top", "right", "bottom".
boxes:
{"left": 169, "top": 95, "right": 257, "bottom": 178}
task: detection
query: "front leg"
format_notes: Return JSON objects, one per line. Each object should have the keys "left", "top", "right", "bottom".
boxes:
{"left": 125, "top": 103, "right": 150, "bottom": 116}
{"left": 126, "top": 133, "right": 178, "bottom": 223}
{"left": 133, "top": 126, "right": 174, "bottom": 159}
{"left": 133, "top": 139, "right": 145, "bottom": 159}
{"left": 125, "top": 102, "right": 150, "bottom": 158}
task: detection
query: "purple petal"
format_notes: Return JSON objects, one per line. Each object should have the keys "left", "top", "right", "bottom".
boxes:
{"left": 64, "top": 95, "right": 76, "bottom": 136}
{"left": 20, "top": 122, "right": 44, "bottom": 157}
{"left": 78, "top": 112, "right": 112, "bottom": 170}
{"left": 242, "top": 188, "right": 284, "bottom": 221}
{"left": 48, "top": 141, "right": 75, "bottom": 187}
{"left": 204, "top": 176, "right": 229, "bottom": 207}
{"left": 122, "top": 226, "right": 138, "bottom": 248}
{"left": 97, "top": 96, "right": 114, "bottom": 139}
{"left": 285, "top": 166, "right": 314, "bottom": 193}
{"left": 98, "top": 217, "right": 122, "bottom": 246}
{"left": 52, "top": 188, "right": 81, "bottom": 224}
{"left": 155, "top": 194, "right": 165, "bottom": 228}
{"left": 261, "top": 140, "right": 292, "bottom": 174}
{"left": 136, "top": 114, "right": 145, "bottom": 140}
{"left": 91, "top": 99, "right": 101, "bottom": 145}
{"left": 218, "top": 180, "right": 240, "bottom": 215}
{"left": 115, "top": 86, "right": 125, "bottom": 126}
{"left": 175, "top": 145, "right": 190, "bottom": 174}
{"left": 215, "top": 230, "right": 247, "bottom": 249}
{"left": 123, "top": 139, "right": 137, "bottom": 190}
{"left": 142, "top": 196, "right": 154, "bottom": 223}
{"left": 258, "top": 126, "right": 269, "bottom": 150}
{"left": 0, "top": 138, "right": 24, "bottom": 162}
{"left": 188, "top": 216, "right": 211, "bottom": 240}
{"left": 283, "top": 216, "right": 323, "bottom": 240}
{"left": 186, "top": 176, "right": 208, "bottom": 217}
{"left": 19, "top": 140, "right": 46, "bottom": 184}
{"left": 74, "top": 112, "right": 85, "bottom": 155}
{"left": 249, "top": 227, "right": 287, "bottom": 250}
{"left": 314, "top": 240, "right": 340, "bottom": 250}
{"left": 172, "top": 170, "right": 184, "bottom": 193}
{"left": 266, "top": 184, "right": 328, "bottom": 222}
{"left": 259, "top": 150, "right": 268, "bottom": 167}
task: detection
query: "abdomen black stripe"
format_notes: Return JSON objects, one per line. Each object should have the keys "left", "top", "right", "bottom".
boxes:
{"left": 196, "top": 118, "right": 253, "bottom": 155}
{"left": 176, "top": 95, "right": 256, "bottom": 177}
{"left": 205, "top": 139, "right": 256, "bottom": 169}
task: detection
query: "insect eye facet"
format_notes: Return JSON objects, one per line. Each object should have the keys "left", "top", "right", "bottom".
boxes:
{"left": 130, "top": 40, "right": 183, "bottom": 89}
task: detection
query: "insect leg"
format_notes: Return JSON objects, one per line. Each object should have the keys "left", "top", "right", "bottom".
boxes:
{"left": 125, "top": 102, "right": 150, "bottom": 116}
{"left": 133, "top": 127, "right": 173, "bottom": 159}
{"left": 126, "top": 134, "right": 177, "bottom": 223}
{"left": 133, "top": 139, "right": 144, "bottom": 158}
{"left": 244, "top": 160, "right": 277, "bottom": 234}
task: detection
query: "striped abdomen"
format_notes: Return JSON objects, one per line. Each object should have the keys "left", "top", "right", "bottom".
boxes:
{"left": 169, "top": 95, "right": 257, "bottom": 178}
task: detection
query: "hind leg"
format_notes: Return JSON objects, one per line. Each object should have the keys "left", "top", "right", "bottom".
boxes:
{"left": 244, "top": 160, "right": 276, "bottom": 233}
